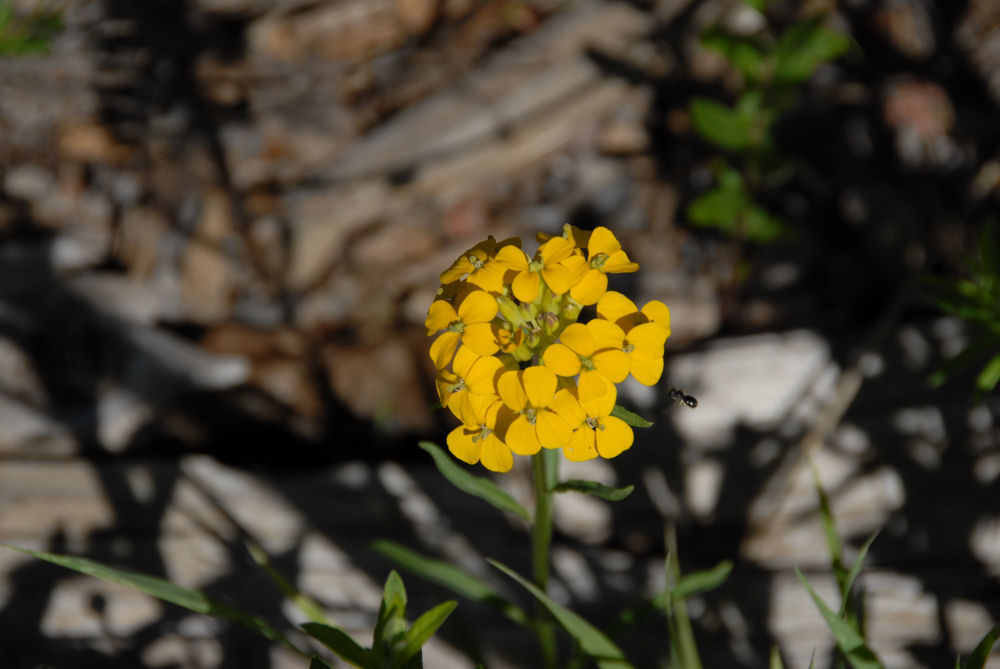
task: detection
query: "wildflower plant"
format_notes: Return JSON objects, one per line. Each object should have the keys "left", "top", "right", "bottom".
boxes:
{"left": 425, "top": 224, "right": 668, "bottom": 473}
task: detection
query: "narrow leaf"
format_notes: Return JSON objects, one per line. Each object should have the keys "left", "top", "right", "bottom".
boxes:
{"left": 419, "top": 442, "right": 530, "bottom": 522}
{"left": 302, "top": 622, "right": 371, "bottom": 668}
{"left": 839, "top": 532, "right": 878, "bottom": 618}
{"left": 489, "top": 559, "right": 634, "bottom": 669}
{"left": 245, "top": 540, "right": 329, "bottom": 624}
{"left": 976, "top": 354, "right": 1000, "bottom": 393}
{"left": 372, "top": 540, "right": 527, "bottom": 625}
{"left": 669, "top": 560, "right": 733, "bottom": 601}
{"left": 374, "top": 571, "right": 408, "bottom": 654}
{"left": 961, "top": 622, "right": 1000, "bottom": 669}
{"left": 310, "top": 656, "right": 336, "bottom": 669}
{"left": 770, "top": 645, "right": 785, "bottom": 669}
{"left": 552, "top": 480, "right": 634, "bottom": 501}
{"left": 795, "top": 568, "right": 882, "bottom": 669}
{"left": 610, "top": 406, "right": 653, "bottom": 428}
{"left": 4, "top": 545, "right": 303, "bottom": 653}
{"left": 394, "top": 601, "right": 458, "bottom": 669}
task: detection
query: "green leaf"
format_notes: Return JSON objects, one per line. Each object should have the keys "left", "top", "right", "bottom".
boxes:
{"left": 770, "top": 645, "right": 785, "bottom": 669}
{"left": 669, "top": 560, "right": 734, "bottom": 601}
{"left": 961, "top": 622, "right": 1000, "bottom": 669}
{"left": 372, "top": 540, "right": 527, "bottom": 625}
{"left": 310, "top": 656, "right": 336, "bottom": 669}
{"left": 552, "top": 480, "right": 634, "bottom": 501}
{"left": 419, "top": 441, "right": 531, "bottom": 522}
{"left": 812, "top": 465, "right": 843, "bottom": 566}
{"left": 690, "top": 98, "right": 761, "bottom": 151}
{"left": 742, "top": 205, "right": 785, "bottom": 242}
{"left": 773, "top": 17, "right": 849, "bottom": 84}
{"left": 795, "top": 568, "right": 883, "bottom": 669}
{"left": 610, "top": 405, "right": 653, "bottom": 428}
{"left": 302, "top": 622, "right": 371, "bottom": 668}
{"left": 394, "top": 600, "right": 458, "bottom": 669}
{"left": 245, "top": 540, "right": 329, "bottom": 624}
{"left": 3, "top": 544, "right": 303, "bottom": 653}
{"left": 839, "top": 532, "right": 879, "bottom": 617}
{"left": 976, "top": 354, "right": 1000, "bottom": 393}
{"left": 489, "top": 559, "right": 634, "bottom": 669}
{"left": 374, "top": 571, "right": 408, "bottom": 655}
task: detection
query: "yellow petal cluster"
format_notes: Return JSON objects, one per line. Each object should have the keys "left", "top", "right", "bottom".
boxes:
{"left": 425, "top": 226, "right": 669, "bottom": 472}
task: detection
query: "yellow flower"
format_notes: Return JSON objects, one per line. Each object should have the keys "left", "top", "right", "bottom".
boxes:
{"left": 495, "top": 237, "right": 587, "bottom": 301}
{"left": 541, "top": 321, "right": 629, "bottom": 396}
{"left": 446, "top": 392, "right": 515, "bottom": 472}
{"left": 436, "top": 346, "right": 504, "bottom": 421}
{"left": 425, "top": 290, "right": 500, "bottom": 368}
{"left": 569, "top": 226, "right": 640, "bottom": 306}
{"left": 440, "top": 236, "right": 520, "bottom": 294}
{"left": 553, "top": 383, "right": 633, "bottom": 461}
{"left": 592, "top": 292, "right": 670, "bottom": 386}
{"left": 497, "top": 366, "right": 574, "bottom": 454}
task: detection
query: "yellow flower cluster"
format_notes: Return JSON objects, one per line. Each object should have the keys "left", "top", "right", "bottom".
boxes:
{"left": 425, "top": 225, "right": 671, "bottom": 472}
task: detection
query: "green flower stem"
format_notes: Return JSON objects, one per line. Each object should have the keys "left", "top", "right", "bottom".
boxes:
{"left": 531, "top": 448, "right": 560, "bottom": 668}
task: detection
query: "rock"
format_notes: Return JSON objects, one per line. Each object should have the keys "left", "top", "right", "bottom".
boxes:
{"left": 181, "top": 188, "right": 238, "bottom": 324}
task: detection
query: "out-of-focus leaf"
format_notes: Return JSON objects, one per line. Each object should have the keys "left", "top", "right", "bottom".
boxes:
{"left": 770, "top": 645, "right": 785, "bottom": 669}
{"left": 489, "top": 559, "right": 634, "bottom": 669}
{"left": 419, "top": 442, "right": 530, "bottom": 522}
{"left": 4, "top": 545, "right": 303, "bottom": 653}
{"left": 743, "top": 205, "right": 785, "bottom": 242}
{"left": 302, "top": 623, "right": 371, "bottom": 668}
{"left": 961, "top": 622, "right": 1000, "bottom": 669}
{"left": 610, "top": 405, "right": 653, "bottom": 428}
{"left": 773, "top": 16, "right": 849, "bottom": 84}
{"left": 795, "top": 568, "right": 883, "bottom": 669}
{"left": 840, "top": 532, "right": 879, "bottom": 618}
{"left": 372, "top": 540, "right": 528, "bottom": 625}
{"left": 552, "top": 480, "right": 634, "bottom": 501}
{"left": 670, "top": 560, "right": 733, "bottom": 601}
{"left": 976, "top": 354, "right": 1000, "bottom": 393}
{"left": 690, "top": 97, "right": 768, "bottom": 151}
{"left": 309, "top": 656, "right": 336, "bottom": 669}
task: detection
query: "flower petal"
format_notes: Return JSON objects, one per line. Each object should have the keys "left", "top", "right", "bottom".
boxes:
{"left": 595, "top": 416, "right": 633, "bottom": 459}
{"left": 535, "top": 410, "right": 571, "bottom": 449}
{"left": 581, "top": 380, "right": 617, "bottom": 418}
{"left": 479, "top": 433, "right": 513, "bottom": 472}
{"left": 451, "top": 345, "right": 480, "bottom": 377}
{"left": 587, "top": 226, "right": 622, "bottom": 258}
{"left": 497, "top": 370, "right": 528, "bottom": 411}
{"left": 430, "top": 331, "right": 460, "bottom": 369}
{"left": 512, "top": 270, "right": 541, "bottom": 303}
{"left": 596, "top": 291, "right": 638, "bottom": 325}
{"left": 538, "top": 237, "right": 575, "bottom": 265}
{"left": 506, "top": 414, "right": 541, "bottom": 455}
{"left": 577, "top": 370, "right": 610, "bottom": 402}
{"left": 465, "top": 356, "right": 504, "bottom": 395}
{"left": 550, "top": 388, "right": 586, "bottom": 428}
{"left": 494, "top": 245, "right": 529, "bottom": 271}
{"left": 543, "top": 255, "right": 588, "bottom": 295}
{"left": 564, "top": 427, "right": 597, "bottom": 461}
{"left": 587, "top": 319, "right": 625, "bottom": 351}
{"left": 641, "top": 300, "right": 671, "bottom": 330}
{"left": 542, "top": 342, "right": 582, "bottom": 377}
{"left": 447, "top": 426, "right": 480, "bottom": 465}
{"left": 569, "top": 269, "right": 608, "bottom": 305}
{"left": 462, "top": 322, "right": 500, "bottom": 356}
{"left": 425, "top": 300, "right": 459, "bottom": 334}
{"left": 468, "top": 260, "right": 507, "bottom": 293}
{"left": 592, "top": 348, "right": 630, "bottom": 383}
{"left": 440, "top": 257, "right": 473, "bottom": 285}
{"left": 629, "top": 351, "right": 664, "bottom": 386}
{"left": 457, "top": 290, "right": 498, "bottom": 324}
{"left": 601, "top": 250, "right": 639, "bottom": 274}
{"left": 522, "top": 365, "right": 558, "bottom": 408}
{"left": 558, "top": 323, "right": 596, "bottom": 357}
{"left": 626, "top": 322, "right": 668, "bottom": 355}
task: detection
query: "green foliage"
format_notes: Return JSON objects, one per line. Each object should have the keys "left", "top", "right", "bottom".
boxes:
{"left": 552, "top": 479, "right": 634, "bottom": 501}
{"left": 306, "top": 571, "right": 457, "bottom": 669}
{"left": 372, "top": 540, "right": 528, "bottom": 625}
{"left": 958, "top": 622, "right": 1000, "bottom": 669}
{"left": 489, "top": 558, "right": 634, "bottom": 669}
{"left": 688, "top": 3, "right": 849, "bottom": 243}
{"left": 610, "top": 405, "right": 654, "bottom": 428}
{"left": 3, "top": 544, "right": 306, "bottom": 654}
{"left": 419, "top": 441, "right": 531, "bottom": 521}
{"left": 687, "top": 166, "right": 784, "bottom": 242}
{"left": 929, "top": 220, "right": 1000, "bottom": 397}
{"left": 0, "top": 1, "right": 62, "bottom": 56}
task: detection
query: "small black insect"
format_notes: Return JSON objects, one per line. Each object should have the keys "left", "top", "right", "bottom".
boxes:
{"left": 666, "top": 387, "right": 698, "bottom": 408}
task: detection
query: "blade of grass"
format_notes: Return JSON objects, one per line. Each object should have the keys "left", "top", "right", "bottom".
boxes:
{"left": 795, "top": 568, "right": 882, "bottom": 669}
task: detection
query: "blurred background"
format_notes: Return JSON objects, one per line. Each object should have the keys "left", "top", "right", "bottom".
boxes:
{"left": 0, "top": 0, "right": 998, "bottom": 667}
